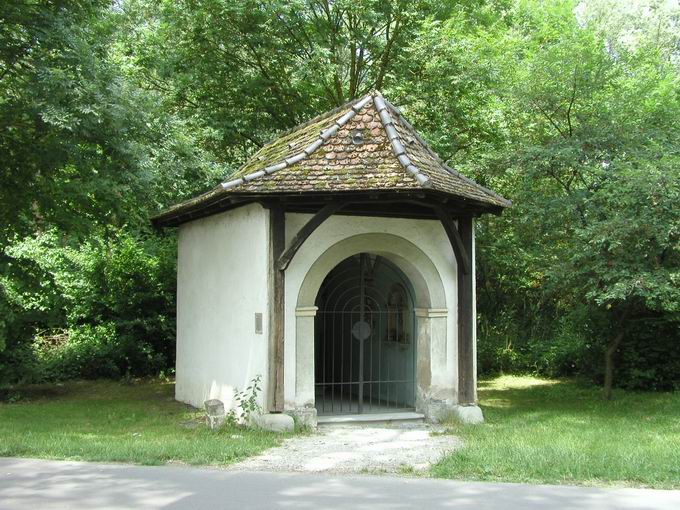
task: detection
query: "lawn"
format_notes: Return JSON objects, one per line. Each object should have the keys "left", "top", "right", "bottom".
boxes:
{"left": 0, "top": 379, "right": 284, "bottom": 466}
{"left": 3, "top": 376, "right": 679, "bottom": 487}
{"left": 434, "top": 375, "right": 680, "bottom": 489}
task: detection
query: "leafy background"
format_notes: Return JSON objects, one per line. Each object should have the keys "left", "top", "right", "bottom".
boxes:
{"left": 1, "top": 0, "right": 678, "bottom": 393}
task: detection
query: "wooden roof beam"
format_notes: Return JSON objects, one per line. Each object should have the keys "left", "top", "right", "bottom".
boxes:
{"left": 277, "top": 201, "right": 345, "bottom": 271}
{"left": 433, "top": 204, "right": 471, "bottom": 275}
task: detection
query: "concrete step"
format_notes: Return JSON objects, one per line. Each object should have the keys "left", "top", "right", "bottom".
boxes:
{"left": 317, "top": 411, "right": 425, "bottom": 427}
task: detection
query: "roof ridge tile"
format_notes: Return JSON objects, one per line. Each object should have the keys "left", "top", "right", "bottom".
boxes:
{"left": 372, "top": 93, "right": 431, "bottom": 188}
{"left": 151, "top": 91, "right": 512, "bottom": 226}
{"left": 221, "top": 93, "right": 373, "bottom": 190}
{"left": 380, "top": 97, "right": 511, "bottom": 207}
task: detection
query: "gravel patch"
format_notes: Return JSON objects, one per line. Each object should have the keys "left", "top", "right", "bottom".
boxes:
{"left": 231, "top": 422, "right": 461, "bottom": 474}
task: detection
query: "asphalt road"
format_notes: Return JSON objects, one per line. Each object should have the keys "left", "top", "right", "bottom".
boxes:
{"left": 1, "top": 458, "right": 679, "bottom": 510}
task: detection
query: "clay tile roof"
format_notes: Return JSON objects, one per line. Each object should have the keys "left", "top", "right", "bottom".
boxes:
{"left": 152, "top": 91, "right": 510, "bottom": 225}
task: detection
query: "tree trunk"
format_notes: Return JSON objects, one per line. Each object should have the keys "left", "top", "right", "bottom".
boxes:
{"left": 603, "top": 330, "right": 624, "bottom": 400}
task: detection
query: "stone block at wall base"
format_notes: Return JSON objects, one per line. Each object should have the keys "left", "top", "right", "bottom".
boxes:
{"left": 285, "top": 406, "right": 317, "bottom": 429}
{"left": 418, "top": 397, "right": 485, "bottom": 425}
{"left": 418, "top": 396, "right": 455, "bottom": 423}
{"left": 204, "top": 399, "right": 226, "bottom": 430}
{"left": 451, "top": 404, "right": 484, "bottom": 424}
{"left": 253, "top": 413, "right": 295, "bottom": 433}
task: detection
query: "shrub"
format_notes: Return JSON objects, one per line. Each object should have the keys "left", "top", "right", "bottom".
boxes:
{"left": 34, "top": 324, "right": 121, "bottom": 381}
{"left": 0, "top": 228, "right": 176, "bottom": 384}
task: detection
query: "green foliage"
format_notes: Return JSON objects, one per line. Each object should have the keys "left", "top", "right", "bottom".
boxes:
{"left": 0, "top": 230, "right": 176, "bottom": 384}
{"left": 1, "top": 0, "right": 678, "bottom": 391}
{"left": 121, "top": 0, "right": 449, "bottom": 161}
{"left": 0, "top": 0, "right": 213, "bottom": 382}
{"left": 469, "top": 0, "right": 680, "bottom": 390}
{"left": 617, "top": 321, "right": 680, "bottom": 391}
{"left": 228, "top": 375, "right": 263, "bottom": 425}
{"left": 567, "top": 159, "right": 680, "bottom": 313}
{"left": 0, "top": 1, "right": 217, "bottom": 241}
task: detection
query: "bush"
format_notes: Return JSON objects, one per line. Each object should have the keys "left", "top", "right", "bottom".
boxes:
{"left": 477, "top": 313, "right": 526, "bottom": 375}
{"left": 0, "top": 228, "right": 176, "bottom": 385}
{"left": 477, "top": 321, "right": 589, "bottom": 378}
{"left": 477, "top": 303, "right": 680, "bottom": 390}
{"left": 614, "top": 320, "right": 680, "bottom": 391}
{"left": 34, "top": 324, "right": 122, "bottom": 381}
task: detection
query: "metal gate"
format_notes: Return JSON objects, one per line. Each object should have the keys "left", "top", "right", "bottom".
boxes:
{"left": 314, "top": 253, "right": 416, "bottom": 415}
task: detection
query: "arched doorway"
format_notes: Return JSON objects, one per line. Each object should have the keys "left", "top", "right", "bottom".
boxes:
{"left": 314, "top": 253, "right": 416, "bottom": 415}
{"left": 290, "top": 232, "right": 453, "bottom": 424}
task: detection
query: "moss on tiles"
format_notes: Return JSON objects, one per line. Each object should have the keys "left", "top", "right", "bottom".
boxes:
{"left": 152, "top": 92, "right": 510, "bottom": 227}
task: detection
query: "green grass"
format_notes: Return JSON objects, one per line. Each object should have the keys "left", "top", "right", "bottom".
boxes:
{"left": 0, "top": 379, "right": 284, "bottom": 466}
{"left": 3, "top": 376, "right": 679, "bottom": 486}
{"left": 433, "top": 376, "right": 680, "bottom": 489}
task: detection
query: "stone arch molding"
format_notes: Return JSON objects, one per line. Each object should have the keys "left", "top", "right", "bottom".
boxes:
{"left": 296, "top": 233, "right": 447, "bottom": 311}
{"left": 289, "top": 232, "right": 452, "bottom": 425}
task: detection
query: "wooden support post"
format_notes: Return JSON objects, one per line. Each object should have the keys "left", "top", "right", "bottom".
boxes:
{"left": 457, "top": 217, "right": 476, "bottom": 404}
{"left": 269, "top": 204, "right": 286, "bottom": 412}
{"left": 271, "top": 201, "right": 342, "bottom": 411}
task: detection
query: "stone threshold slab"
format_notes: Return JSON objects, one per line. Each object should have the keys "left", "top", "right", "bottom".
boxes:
{"left": 317, "top": 411, "right": 425, "bottom": 425}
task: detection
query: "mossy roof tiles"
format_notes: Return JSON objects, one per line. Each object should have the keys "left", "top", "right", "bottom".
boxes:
{"left": 153, "top": 91, "right": 510, "bottom": 224}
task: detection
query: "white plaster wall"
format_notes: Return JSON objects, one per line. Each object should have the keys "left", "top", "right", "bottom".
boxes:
{"left": 283, "top": 213, "right": 459, "bottom": 409}
{"left": 175, "top": 203, "right": 270, "bottom": 410}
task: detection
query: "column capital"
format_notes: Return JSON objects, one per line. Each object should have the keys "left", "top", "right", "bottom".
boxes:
{"left": 415, "top": 308, "right": 448, "bottom": 318}
{"left": 295, "top": 306, "right": 319, "bottom": 317}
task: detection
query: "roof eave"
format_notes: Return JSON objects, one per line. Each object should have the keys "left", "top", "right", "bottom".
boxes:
{"left": 151, "top": 187, "right": 510, "bottom": 228}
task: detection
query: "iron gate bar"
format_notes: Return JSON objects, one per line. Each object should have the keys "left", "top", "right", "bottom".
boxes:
{"left": 314, "top": 253, "right": 417, "bottom": 416}
{"left": 315, "top": 320, "right": 416, "bottom": 415}
{"left": 358, "top": 254, "right": 366, "bottom": 414}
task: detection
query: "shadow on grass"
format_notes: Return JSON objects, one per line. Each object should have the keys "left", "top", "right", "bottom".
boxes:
{"left": 434, "top": 375, "right": 680, "bottom": 488}
{"left": 477, "top": 375, "right": 679, "bottom": 420}
{"left": 0, "top": 378, "right": 175, "bottom": 404}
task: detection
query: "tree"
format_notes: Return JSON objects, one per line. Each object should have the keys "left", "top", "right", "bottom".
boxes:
{"left": 2, "top": 0, "right": 679, "bottom": 390}
{"left": 472, "top": 0, "right": 680, "bottom": 394}
{"left": 0, "top": 0, "right": 215, "bottom": 367}
{"left": 121, "top": 0, "right": 444, "bottom": 163}
{"left": 0, "top": 0, "right": 219, "bottom": 243}
{"left": 565, "top": 157, "right": 680, "bottom": 398}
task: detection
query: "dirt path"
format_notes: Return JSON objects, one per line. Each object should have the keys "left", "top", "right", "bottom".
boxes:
{"left": 231, "top": 422, "right": 461, "bottom": 474}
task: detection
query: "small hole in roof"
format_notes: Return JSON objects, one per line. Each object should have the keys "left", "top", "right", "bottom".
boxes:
{"left": 351, "top": 130, "right": 365, "bottom": 145}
